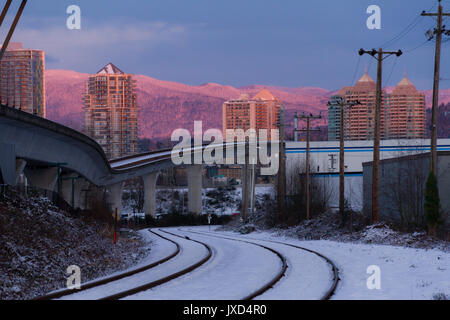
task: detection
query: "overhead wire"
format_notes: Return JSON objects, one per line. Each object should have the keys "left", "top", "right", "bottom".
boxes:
{"left": 377, "top": 3, "right": 437, "bottom": 50}
{"left": 350, "top": 55, "right": 361, "bottom": 86}
{"left": 384, "top": 58, "right": 398, "bottom": 87}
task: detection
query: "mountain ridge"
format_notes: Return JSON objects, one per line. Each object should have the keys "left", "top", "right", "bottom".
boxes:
{"left": 45, "top": 69, "right": 450, "bottom": 140}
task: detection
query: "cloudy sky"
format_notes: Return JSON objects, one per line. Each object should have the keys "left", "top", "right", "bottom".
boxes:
{"left": 2, "top": 0, "right": 449, "bottom": 90}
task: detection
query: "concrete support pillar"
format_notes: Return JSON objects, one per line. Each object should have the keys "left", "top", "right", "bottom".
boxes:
{"left": 0, "top": 143, "right": 16, "bottom": 185}
{"left": 26, "top": 167, "right": 59, "bottom": 191}
{"left": 15, "top": 159, "right": 27, "bottom": 185}
{"left": 106, "top": 182, "right": 123, "bottom": 220}
{"left": 143, "top": 171, "right": 160, "bottom": 218}
{"left": 187, "top": 165, "right": 203, "bottom": 215}
{"left": 240, "top": 162, "right": 256, "bottom": 221}
{"left": 241, "top": 163, "right": 250, "bottom": 220}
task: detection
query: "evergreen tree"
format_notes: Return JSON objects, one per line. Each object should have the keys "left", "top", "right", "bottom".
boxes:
{"left": 424, "top": 172, "right": 442, "bottom": 236}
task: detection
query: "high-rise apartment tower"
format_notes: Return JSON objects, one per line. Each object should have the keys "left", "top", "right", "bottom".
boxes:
{"left": 0, "top": 42, "right": 45, "bottom": 117}
{"left": 222, "top": 89, "right": 282, "bottom": 140}
{"left": 328, "top": 71, "right": 425, "bottom": 141}
{"left": 84, "top": 63, "right": 138, "bottom": 159}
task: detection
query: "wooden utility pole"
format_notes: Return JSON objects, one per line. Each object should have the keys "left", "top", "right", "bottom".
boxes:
{"left": 359, "top": 48, "right": 402, "bottom": 223}
{"left": 0, "top": 1, "right": 13, "bottom": 27}
{"left": 277, "top": 106, "right": 286, "bottom": 215}
{"left": 339, "top": 103, "right": 345, "bottom": 220}
{"left": 327, "top": 97, "right": 360, "bottom": 220}
{"left": 294, "top": 112, "right": 299, "bottom": 141}
{"left": 421, "top": 1, "right": 450, "bottom": 175}
{"left": 296, "top": 113, "right": 322, "bottom": 220}
{"left": 0, "top": 0, "right": 27, "bottom": 62}
{"left": 242, "top": 159, "right": 249, "bottom": 222}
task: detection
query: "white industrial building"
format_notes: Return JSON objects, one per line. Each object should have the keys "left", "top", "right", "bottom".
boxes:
{"left": 285, "top": 139, "right": 450, "bottom": 210}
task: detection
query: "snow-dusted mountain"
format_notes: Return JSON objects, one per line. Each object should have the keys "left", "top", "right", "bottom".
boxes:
{"left": 45, "top": 69, "right": 450, "bottom": 140}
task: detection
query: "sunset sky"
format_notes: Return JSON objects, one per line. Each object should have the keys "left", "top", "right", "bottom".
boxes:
{"left": 2, "top": 0, "right": 449, "bottom": 90}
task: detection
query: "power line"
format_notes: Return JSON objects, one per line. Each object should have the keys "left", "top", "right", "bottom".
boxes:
{"left": 378, "top": 3, "right": 437, "bottom": 50}
{"left": 380, "top": 15, "right": 423, "bottom": 49}
{"left": 404, "top": 39, "right": 432, "bottom": 53}
{"left": 367, "top": 56, "right": 373, "bottom": 74}
{"left": 384, "top": 58, "right": 398, "bottom": 87}
{"left": 350, "top": 55, "right": 361, "bottom": 86}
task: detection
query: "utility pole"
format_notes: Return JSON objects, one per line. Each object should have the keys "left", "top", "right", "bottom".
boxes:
{"left": 327, "top": 97, "right": 360, "bottom": 222}
{"left": 359, "top": 48, "right": 402, "bottom": 223}
{"left": 250, "top": 163, "right": 256, "bottom": 214}
{"left": 421, "top": 0, "right": 450, "bottom": 175}
{"left": 0, "top": 0, "right": 27, "bottom": 62}
{"left": 277, "top": 106, "right": 286, "bottom": 215}
{"left": 296, "top": 113, "right": 322, "bottom": 220}
{"left": 242, "top": 158, "right": 249, "bottom": 222}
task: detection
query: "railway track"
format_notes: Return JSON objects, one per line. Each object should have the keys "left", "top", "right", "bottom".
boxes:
{"left": 35, "top": 227, "right": 338, "bottom": 300}
{"left": 177, "top": 228, "right": 289, "bottom": 300}
{"left": 34, "top": 229, "right": 211, "bottom": 300}
{"left": 183, "top": 228, "right": 340, "bottom": 300}
{"left": 99, "top": 229, "right": 212, "bottom": 300}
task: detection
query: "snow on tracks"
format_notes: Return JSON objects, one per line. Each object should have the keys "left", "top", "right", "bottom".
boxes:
{"left": 124, "top": 227, "right": 285, "bottom": 300}
{"left": 36, "top": 228, "right": 210, "bottom": 300}
{"left": 186, "top": 227, "right": 339, "bottom": 300}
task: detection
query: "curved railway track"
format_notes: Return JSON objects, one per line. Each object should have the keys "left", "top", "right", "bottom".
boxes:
{"left": 34, "top": 227, "right": 338, "bottom": 300}
{"left": 99, "top": 229, "right": 213, "bottom": 300}
{"left": 177, "top": 228, "right": 289, "bottom": 300}
{"left": 183, "top": 228, "right": 340, "bottom": 300}
{"left": 34, "top": 229, "right": 211, "bottom": 300}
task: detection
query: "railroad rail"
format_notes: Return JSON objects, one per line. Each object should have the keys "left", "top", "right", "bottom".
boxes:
{"left": 34, "top": 229, "right": 181, "bottom": 300}
{"left": 179, "top": 228, "right": 289, "bottom": 300}
{"left": 99, "top": 229, "right": 213, "bottom": 300}
{"left": 185, "top": 228, "right": 340, "bottom": 300}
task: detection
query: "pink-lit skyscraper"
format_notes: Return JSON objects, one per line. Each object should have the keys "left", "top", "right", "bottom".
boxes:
{"left": 84, "top": 63, "right": 138, "bottom": 159}
{"left": 0, "top": 42, "right": 46, "bottom": 117}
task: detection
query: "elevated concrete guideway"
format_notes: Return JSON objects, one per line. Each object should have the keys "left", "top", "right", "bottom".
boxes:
{"left": 0, "top": 106, "right": 177, "bottom": 187}
{"left": 0, "top": 106, "right": 272, "bottom": 218}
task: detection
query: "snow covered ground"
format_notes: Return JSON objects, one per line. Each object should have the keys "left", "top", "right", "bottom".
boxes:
{"left": 58, "top": 229, "right": 205, "bottom": 300}
{"left": 47, "top": 225, "right": 448, "bottom": 300}
{"left": 206, "top": 226, "right": 450, "bottom": 300}
{"left": 125, "top": 227, "right": 282, "bottom": 300}
{"left": 0, "top": 188, "right": 151, "bottom": 300}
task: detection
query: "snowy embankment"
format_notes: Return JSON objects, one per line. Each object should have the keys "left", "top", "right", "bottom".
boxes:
{"left": 210, "top": 226, "right": 450, "bottom": 300}
{"left": 0, "top": 189, "right": 151, "bottom": 300}
{"left": 59, "top": 229, "right": 208, "bottom": 300}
